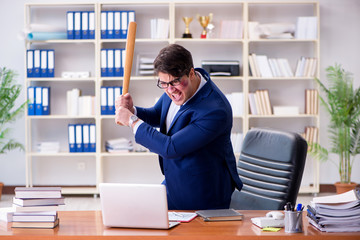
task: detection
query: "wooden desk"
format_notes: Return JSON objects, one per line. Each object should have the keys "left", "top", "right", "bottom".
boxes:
{"left": 0, "top": 210, "right": 359, "bottom": 239}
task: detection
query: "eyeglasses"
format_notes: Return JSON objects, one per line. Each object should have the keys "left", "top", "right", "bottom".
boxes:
{"left": 157, "top": 77, "right": 182, "bottom": 89}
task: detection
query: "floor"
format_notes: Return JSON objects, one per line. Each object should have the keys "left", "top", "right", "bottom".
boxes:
{"left": 0, "top": 193, "right": 330, "bottom": 211}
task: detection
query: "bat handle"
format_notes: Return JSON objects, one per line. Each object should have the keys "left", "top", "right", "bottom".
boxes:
{"left": 122, "top": 22, "right": 137, "bottom": 95}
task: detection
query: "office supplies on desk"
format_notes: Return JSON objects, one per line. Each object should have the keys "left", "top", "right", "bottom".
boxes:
{"left": 251, "top": 211, "right": 284, "bottom": 228}
{"left": 99, "top": 183, "right": 180, "bottom": 229}
{"left": 168, "top": 212, "right": 197, "bottom": 222}
{"left": 284, "top": 209, "right": 303, "bottom": 233}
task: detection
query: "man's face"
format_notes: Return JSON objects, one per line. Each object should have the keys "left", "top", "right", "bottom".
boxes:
{"left": 158, "top": 69, "right": 197, "bottom": 106}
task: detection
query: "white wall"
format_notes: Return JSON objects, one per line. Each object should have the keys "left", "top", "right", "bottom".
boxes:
{"left": 0, "top": 0, "right": 359, "bottom": 186}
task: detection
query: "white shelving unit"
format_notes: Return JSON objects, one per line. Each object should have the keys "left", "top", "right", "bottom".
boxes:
{"left": 24, "top": 1, "right": 320, "bottom": 194}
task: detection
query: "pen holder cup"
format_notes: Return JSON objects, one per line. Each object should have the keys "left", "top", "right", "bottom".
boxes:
{"left": 284, "top": 211, "right": 303, "bottom": 233}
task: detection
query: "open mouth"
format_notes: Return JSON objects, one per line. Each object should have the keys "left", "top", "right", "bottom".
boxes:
{"left": 171, "top": 92, "right": 182, "bottom": 102}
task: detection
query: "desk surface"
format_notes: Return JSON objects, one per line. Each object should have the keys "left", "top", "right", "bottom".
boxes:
{"left": 0, "top": 210, "right": 359, "bottom": 240}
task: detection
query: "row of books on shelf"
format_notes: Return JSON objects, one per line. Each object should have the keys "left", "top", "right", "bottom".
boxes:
{"left": 101, "top": 48, "right": 125, "bottom": 77}
{"left": 248, "top": 89, "right": 318, "bottom": 116}
{"left": 307, "top": 189, "right": 360, "bottom": 232}
{"left": 150, "top": 18, "right": 169, "bottom": 39}
{"left": 66, "top": 11, "right": 135, "bottom": 40}
{"left": 249, "top": 53, "right": 317, "bottom": 78}
{"left": 26, "top": 49, "right": 55, "bottom": 78}
{"left": 100, "top": 11, "right": 135, "bottom": 39}
{"left": 101, "top": 86, "right": 122, "bottom": 115}
{"left": 68, "top": 124, "right": 96, "bottom": 152}
{"left": 27, "top": 86, "right": 50, "bottom": 115}
{"left": 305, "top": 89, "right": 319, "bottom": 115}
{"left": 67, "top": 88, "right": 96, "bottom": 116}
{"left": 295, "top": 57, "right": 317, "bottom": 77}
{"left": 66, "top": 11, "right": 95, "bottom": 39}
{"left": 0, "top": 187, "right": 63, "bottom": 229}
{"left": 302, "top": 126, "right": 319, "bottom": 146}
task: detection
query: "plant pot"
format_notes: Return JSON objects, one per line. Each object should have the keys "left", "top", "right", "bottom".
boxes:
{"left": 334, "top": 182, "right": 357, "bottom": 194}
{"left": 0, "top": 182, "right": 3, "bottom": 200}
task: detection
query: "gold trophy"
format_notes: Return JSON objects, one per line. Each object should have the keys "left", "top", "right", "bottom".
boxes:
{"left": 182, "top": 17, "right": 193, "bottom": 38}
{"left": 197, "top": 14, "right": 210, "bottom": 39}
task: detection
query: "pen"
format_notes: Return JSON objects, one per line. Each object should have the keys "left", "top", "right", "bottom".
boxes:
{"left": 307, "top": 205, "right": 316, "bottom": 215}
{"left": 285, "top": 202, "right": 292, "bottom": 211}
{"left": 296, "top": 203, "right": 302, "bottom": 212}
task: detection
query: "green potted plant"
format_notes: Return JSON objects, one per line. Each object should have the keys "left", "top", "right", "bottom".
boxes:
{"left": 0, "top": 67, "right": 27, "bottom": 200}
{"left": 309, "top": 64, "right": 360, "bottom": 194}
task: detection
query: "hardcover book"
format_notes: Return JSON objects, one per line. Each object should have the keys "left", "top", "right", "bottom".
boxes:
{"left": 195, "top": 209, "right": 243, "bottom": 222}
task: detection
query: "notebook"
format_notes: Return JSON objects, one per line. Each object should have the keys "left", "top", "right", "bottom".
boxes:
{"left": 99, "top": 183, "right": 180, "bottom": 229}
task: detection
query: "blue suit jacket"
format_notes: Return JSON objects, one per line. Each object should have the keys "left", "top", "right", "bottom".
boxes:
{"left": 135, "top": 68, "right": 243, "bottom": 210}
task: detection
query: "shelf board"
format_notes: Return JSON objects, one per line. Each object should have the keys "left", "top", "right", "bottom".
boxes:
{"left": 249, "top": 114, "right": 318, "bottom": 119}
{"left": 101, "top": 76, "right": 243, "bottom": 82}
{"left": 27, "top": 115, "right": 96, "bottom": 119}
{"left": 174, "top": 38, "right": 243, "bottom": 43}
{"left": 29, "top": 152, "right": 96, "bottom": 157}
{"left": 26, "top": 77, "right": 96, "bottom": 82}
{"left": 100, "top": 38, "right": 170, "bottom": 43}
{"left": 248, "top": 77, "right": 315, "bottom": 81}
{"left": 101, "top": 152, "right": 156, "bottom": 157}
{"left": 211, "top": 76, "right": 243, "bottom": 81}
{"left": 28, "top": 39, "right": 96, "bottom": 44}
{"left": 249, "top": 39, "right": 317, "bottom": 43}
{"left": 100, "top": 76, "right": 155, "bottom": 81}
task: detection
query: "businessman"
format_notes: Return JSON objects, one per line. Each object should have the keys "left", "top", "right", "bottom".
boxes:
{"left": 115, "top": 44, "right": 243, "bottom": 210}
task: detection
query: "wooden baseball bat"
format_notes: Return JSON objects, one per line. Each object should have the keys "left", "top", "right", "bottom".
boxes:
{"left": 122, "top": 22, "right": 137, "bottom": 95}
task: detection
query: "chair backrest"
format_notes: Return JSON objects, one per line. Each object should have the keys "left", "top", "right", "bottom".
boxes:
{"left": 230, "top": 128, "right": 307, "bottom": 210}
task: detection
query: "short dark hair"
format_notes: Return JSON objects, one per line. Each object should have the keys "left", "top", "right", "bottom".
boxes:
{"left": 153, "top": 44, "right": 194, "bottom": 78}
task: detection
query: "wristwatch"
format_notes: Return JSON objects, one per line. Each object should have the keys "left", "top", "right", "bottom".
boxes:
{"left": 128, "top": 114, "right": 139, "bottom": 128}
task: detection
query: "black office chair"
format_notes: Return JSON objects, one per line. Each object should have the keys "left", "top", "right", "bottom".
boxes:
{"left": 230, "top": 128, "right": 307, "bottom": 210}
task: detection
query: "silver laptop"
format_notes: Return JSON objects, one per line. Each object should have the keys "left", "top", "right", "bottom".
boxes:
{"left": 99, "top": 183, "right": 180, "bottom": 229}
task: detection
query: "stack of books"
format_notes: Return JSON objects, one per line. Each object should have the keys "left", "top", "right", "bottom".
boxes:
{"left": 105, "top": 138, "right": 134, "bottom": 153}
{"left": 12, "top": 187, "right": 64, "bottom": 229}
{"left": 137, "top": 56, "right": 155, "bottom": 76}
{"left": 307, "top": 189, "right": 360, "bottom": 232}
